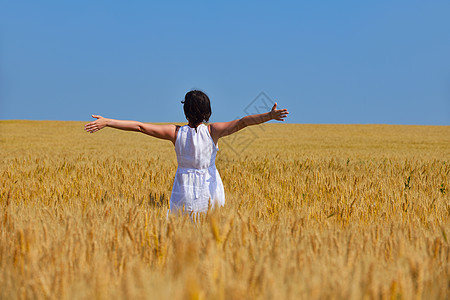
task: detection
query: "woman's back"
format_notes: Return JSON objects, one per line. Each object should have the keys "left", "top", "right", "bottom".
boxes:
{"left": 175, "top": 124, "right": 217, "bottom": 170}
{"left": 170, "top": 124, "right": 225, "bottom": 214}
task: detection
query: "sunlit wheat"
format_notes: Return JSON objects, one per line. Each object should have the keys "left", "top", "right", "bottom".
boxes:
{"left": 0, "top": 121, "right": 449, "bottom": 299}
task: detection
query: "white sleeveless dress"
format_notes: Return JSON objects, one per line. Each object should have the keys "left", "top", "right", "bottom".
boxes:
{"left": 169, "top": 124, "right": 225, "bottom": 214}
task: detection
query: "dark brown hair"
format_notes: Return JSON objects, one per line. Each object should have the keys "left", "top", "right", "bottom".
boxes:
{"left": 181, "top": 90, "right": 212, "bottom": 125}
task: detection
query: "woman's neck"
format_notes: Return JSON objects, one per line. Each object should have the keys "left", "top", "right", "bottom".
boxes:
{"left": 188, "top": 122, "right": 202, "bottom": 128}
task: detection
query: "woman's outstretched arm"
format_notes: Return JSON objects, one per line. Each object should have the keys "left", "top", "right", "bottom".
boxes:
{"left": 209, "top": 103, "right": 288, "bottom": 144}
{"left": 84, "top": 115, "right": 178, "bottom": 144}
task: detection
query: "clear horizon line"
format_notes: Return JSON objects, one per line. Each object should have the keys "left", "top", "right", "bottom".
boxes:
{"left": 0, "top": 119, "right": 449, "bottom": 127}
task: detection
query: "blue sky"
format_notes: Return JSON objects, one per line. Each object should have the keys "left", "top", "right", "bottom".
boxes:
{"left": 1, "top": 0, "right": 449, "bottom": 125}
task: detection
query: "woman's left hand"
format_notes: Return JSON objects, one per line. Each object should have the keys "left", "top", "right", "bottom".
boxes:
{"left": 84, "top": 115, "right": 108, "bottom": 133}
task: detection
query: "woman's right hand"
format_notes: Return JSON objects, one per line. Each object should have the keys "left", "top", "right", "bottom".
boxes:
{"left": 270, "top": 103, "right": 289, "bottom": 121}
{"left": 84, "top": 115, "right": 108, "bottom": 133}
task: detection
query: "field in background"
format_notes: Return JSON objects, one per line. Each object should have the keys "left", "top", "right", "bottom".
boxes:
{"left": 1, "top": 121, "right": 449, "bottom": 299}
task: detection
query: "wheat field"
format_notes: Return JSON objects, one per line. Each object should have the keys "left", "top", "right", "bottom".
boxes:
{"left": 0, "top": 120, "right": 449, "bottom": 299}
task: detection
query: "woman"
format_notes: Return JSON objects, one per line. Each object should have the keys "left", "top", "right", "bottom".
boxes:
{"left": 84, "top": 90, "right": 289, "bottom": 215}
